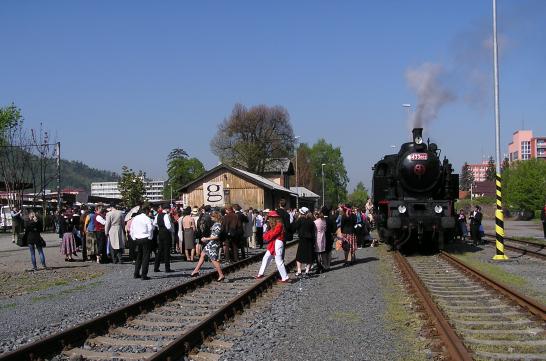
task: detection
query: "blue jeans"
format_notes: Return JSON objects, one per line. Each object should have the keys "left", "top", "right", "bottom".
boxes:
{"left": 29, "top": 244, "right": 46, "bottom": 269}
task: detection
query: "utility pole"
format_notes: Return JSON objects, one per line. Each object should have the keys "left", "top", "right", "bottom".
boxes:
{"left": 294, "top": 136, "right": 300, "bottom": 210}
{"left": 56, "top": 142, "right": 61, "bottom": 213}
{"left": 321, "top": 163, "right": 326, "bottom": 207}
{"left": 492, "top": 0, "right": 507, "bottom": 260}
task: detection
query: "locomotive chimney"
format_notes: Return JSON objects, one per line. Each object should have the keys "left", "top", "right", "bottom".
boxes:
{"left": 412, "top": 128, "right": 423, "bottom": 144}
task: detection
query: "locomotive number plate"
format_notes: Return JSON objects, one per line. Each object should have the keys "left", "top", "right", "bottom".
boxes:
{"left": 409, "top": 153, "right": 428, "bottom": 161}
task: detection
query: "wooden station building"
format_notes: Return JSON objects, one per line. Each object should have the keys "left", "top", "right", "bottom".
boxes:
{"left": 178, "top": 163, "right": 297, "bottom": 210}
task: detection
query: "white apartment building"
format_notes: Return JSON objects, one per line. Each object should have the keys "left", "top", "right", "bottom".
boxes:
{"left": 91, "top": 179, "right": 165, "bottom": 202}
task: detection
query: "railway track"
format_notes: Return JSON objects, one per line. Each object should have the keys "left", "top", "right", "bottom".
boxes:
{"left": 395, "top": 251, "right": 546, "bottom": 361}
{"left": 0, "top": 242, "right": 298, "bottom": 361}
{"left": 483, "top": 234, "right": 546, "bottom": 260}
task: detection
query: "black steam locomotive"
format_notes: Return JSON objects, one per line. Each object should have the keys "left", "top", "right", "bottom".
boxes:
{"left": 372, "top": 128, "right": 459, "bottom": 251}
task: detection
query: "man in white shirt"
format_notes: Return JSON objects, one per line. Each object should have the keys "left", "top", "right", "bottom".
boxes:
{"left": 130, "top": 205, "right": 153, "bottom": 280}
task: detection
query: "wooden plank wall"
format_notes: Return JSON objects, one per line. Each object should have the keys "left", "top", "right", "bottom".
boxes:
{"left": 183, "top": 169, "right": 265, "bottom": 209}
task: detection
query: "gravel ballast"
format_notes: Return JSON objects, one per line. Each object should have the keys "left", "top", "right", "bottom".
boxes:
{"left": 0, "top": 235, "right": 262, "bottom": 355}
{"left": 218, "top": 247, "right": 422, "bottom": 361}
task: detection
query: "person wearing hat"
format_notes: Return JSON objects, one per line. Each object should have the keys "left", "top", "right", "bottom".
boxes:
{"left": 291, "top": 207, "right": 316, "bottom": 276}
{"left": 255, "top": 210, "right": 290, "bottom": 283}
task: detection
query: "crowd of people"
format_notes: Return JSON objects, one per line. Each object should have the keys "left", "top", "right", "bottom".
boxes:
{"left": 9, "top": 198, "right": 376, "bottom": 279}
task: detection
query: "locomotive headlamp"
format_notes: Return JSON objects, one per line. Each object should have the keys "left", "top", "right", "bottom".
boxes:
{"left": 398, "top": 205, "right": 407, "bottom": 214}
{"left": 434, "top": 205, "right": 443, "bottom": 214}
{"left": 414, "top": 136, "right": 423, "bottom": 145}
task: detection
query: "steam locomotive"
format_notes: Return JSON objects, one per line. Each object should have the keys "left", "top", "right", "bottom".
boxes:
{"left": 372, "top": 128, "right": 459, "bottom": 251}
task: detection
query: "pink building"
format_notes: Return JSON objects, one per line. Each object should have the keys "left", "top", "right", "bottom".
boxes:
{"left": 467, "top": 161, "right": 489, "bottom": 182}
{"left": 508, "top": 130, "right": 546, "bottom": 162}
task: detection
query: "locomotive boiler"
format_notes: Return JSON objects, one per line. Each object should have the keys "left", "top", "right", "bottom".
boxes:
{"left": 372, "top": 128, "right": 459, "bottom": 251}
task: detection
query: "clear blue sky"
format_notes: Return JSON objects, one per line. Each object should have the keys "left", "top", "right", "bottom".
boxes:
{"left": 2, "top": 0, "right": 545, "bottom": 190}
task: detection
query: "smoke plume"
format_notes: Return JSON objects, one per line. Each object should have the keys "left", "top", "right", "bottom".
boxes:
{"left": 405, "top": 63, "right": 456, "bottom": 128}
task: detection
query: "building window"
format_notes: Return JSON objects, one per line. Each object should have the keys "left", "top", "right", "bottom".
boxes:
{"left": 513, "top": 151, "right": 518, "bottom": 160}
{"left": 521, "top": 141, "right": 531, "bottom": 160}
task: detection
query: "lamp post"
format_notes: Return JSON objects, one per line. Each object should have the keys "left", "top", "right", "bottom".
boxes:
{"left": 294, "top": 136, "right": 300, "bottom": 209}
{"left": 403, "top": 103, "right": 412, "bottom": 140}
{"left": 321, "top": 163, "right": 326, "bottom": 207}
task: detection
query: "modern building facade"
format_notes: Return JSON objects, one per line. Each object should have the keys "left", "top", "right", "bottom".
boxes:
{"left": 467, "top": 161, "right": 489, "bottom": 183}
{"left": 508, "top": 130, "right": 546, "bottom": 162}
{"left": 91, "top": 179, "right": 165, "bottom": 202}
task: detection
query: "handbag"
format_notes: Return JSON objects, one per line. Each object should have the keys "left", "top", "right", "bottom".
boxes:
{"left": 38, "top": 236, "right": 46, "bottom": 248}
{"left": 16, "top": 233, "right": 27, "bottom": 247}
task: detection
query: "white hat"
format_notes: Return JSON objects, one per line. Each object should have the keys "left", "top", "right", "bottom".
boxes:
{"left": 299, "top": 207, "right": 309, "bottom": 214}
{"left": 264, "top": 209, "right": 270, "bottom": 213}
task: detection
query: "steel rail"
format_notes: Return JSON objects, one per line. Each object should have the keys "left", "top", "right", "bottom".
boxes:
{"left": 481, "top": 234, "right": 546, "bottom": 260}
{"left": 485, "top": 239, "right": 546, "bottom": 260}
{"left": 393, "top": 252, "right": 474, "bottom": 361}
{"left": 149, "top": 258, "right": 297, "bottom": 361}
{"left": 0, "top": 241, "right": 296, "bottom": 361}
{"left": 484, "top": 233, "right": 546, "bottom": 248}
{"left": 440, "top": 251, "right": 546, "bottom": 322}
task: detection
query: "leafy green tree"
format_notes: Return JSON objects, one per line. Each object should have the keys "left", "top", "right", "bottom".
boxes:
{"left": 210, "top": 103, "right": 295, "bottom": 173}
{"left": 348, "top": 182, "right": 369, "bottom": 209}
{"left": 460, "top": 162, "right": 474, "bottom": 191}
{"left": 118, "top": 166, "right": 146, "bottom": 207}
{"left": 485, "top": 156, "right": 496, "bottom": 181}
{"left": 164, "top": 148, "right": 205, "bottom": 199}
{"left": 504, "top": 159, "right": 546, "bottom": 212}
{"left": 0, "top": 103, "right": 23, "bottom": 145}
{"left": 309, "top": 139, "right": 349, "bottom": 206}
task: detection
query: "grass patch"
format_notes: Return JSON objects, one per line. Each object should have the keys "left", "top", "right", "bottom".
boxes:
{"left": 31, "top": 295, "right": 50, "bottom": 303}
{"left": 30, "top": 280, "right": 101, "bottom": 303}
{"left": 0, "top": 302, "right": 16, "bottom": 310}
{"left": 377, "top": 245, "right": 429, "bottom": 361}
{"left": 28, "top": 279, "right": 69, "bottom": 292}
{"left": 331, "top": 311, "right": 360, "bottom": 323}
{"left": 450, "top": 252, "right": 546, "bottom": 305}
{"left": 509, "top": 236, "right": 546, "bottom": 246}
{"left": 0, "top": 269, "right": 105, "bottom": 299}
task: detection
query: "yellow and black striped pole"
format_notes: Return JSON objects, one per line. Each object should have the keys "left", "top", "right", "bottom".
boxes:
{"left": 493, "top": 173, "right": 508, "bottom": 260}
{"left": 492, "top": 0, "right": 508, "bottom": 261}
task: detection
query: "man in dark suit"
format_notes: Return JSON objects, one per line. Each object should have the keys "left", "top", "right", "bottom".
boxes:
{"left": 233, "top": 204, "right": 248, "bottom": 259}
{"left": 470, "top": 205, "right": 483, "bottom": 246}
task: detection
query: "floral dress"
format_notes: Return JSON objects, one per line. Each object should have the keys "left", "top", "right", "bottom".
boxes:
{"left": 203, "top": 222, "right": 222, "bottom": 261}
